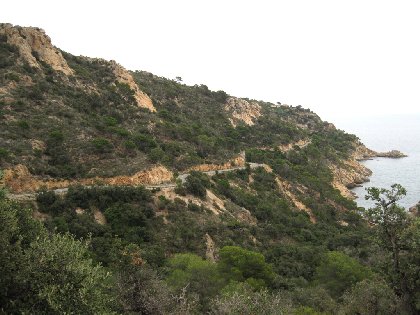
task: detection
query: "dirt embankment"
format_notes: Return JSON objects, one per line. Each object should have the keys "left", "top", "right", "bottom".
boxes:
{"left": 278, "top": 138, "right": 311, "bottom": 153}
{"left": 188, "top": 153, "right": 246, "bottom": 172}
{"left": 3, "top": 164, "right": 173, "bottom": 193}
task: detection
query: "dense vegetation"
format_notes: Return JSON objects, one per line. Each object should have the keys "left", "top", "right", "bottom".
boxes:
{"left": 1, "top": 181, "right": 419, "bottom": 314}
{"left": 1, "top": 27, "right": 419, "bottom": 314}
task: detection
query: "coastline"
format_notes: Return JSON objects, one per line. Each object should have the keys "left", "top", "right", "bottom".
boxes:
{"left": 350, "top": 152, "right": 420, "bottom": 210}
{"left": 331, "top": 141, "right": 407, "bottom": 201}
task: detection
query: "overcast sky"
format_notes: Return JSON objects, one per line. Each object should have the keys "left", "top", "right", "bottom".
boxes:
{"left": 2, "top": 0, "right": 420, "bottom": 123}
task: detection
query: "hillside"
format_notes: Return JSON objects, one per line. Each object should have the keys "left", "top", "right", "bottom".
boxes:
{"left": 1, "top": 23, "right": 419, "bottom": 314}
{"left": 0, "top": 23, "right": 371, "bottom": 194}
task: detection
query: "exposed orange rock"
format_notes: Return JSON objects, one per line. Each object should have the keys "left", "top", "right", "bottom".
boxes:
{"left": 155, "top": 187, "right": 226, "bottom": 216}
{"left": 235, "top": 208, "right": 258, "bottom": 225}
{"left": 0, "top": 23, "right": 73, "bottom": 75}
{"left": 4, "top": 164, "right": 173, "bottom": 193}
{"left": 109, "top": 60, "right": 156, "bottom": 112}
{"left": 106, "top": 165, "right": 173, "bottom": 186}
{"left": 75, "top": 207, "right": 85, "bottom": 215}
{"left": 278, "top": 138, "right": 311, "bottom": 153}
{"left": 93, "top": 208, "right": 107, "bottom": 225}
{"left": 31, "top": 139, "right": 46, "bottom": 152}
{"left": 189, "top": 153, "right": 245, "bottom": 172}
{"left": 224, "top": 97, "right": 261, "bottom": 127}
{"left": 329, "top": 145, "right": 373, "bottom": 200}
{"left": 276, "top": 177, "right": 316, "bottom": 223}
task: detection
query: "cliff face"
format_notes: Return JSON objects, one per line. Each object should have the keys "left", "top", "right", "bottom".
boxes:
{"left": 224, "top": 97, "right": 262, "bottom": 127}
{"left": 0, "top": 23, "right": 155, "bottom": 112}
{"left": 0, "top": 23, "right": 73, "bottom": 75}
{"left": 329, "top": 141, "right": 408, "bottom": 200}
{"left": 108, "top": 60, "right": 156, "bottom": 112}
{"left": 329, "top": 151, "right": 372, "bottom": 199}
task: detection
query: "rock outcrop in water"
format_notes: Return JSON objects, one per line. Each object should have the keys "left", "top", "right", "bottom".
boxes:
{"left": 375, "top": 150, "right": 407, "bottom": 158}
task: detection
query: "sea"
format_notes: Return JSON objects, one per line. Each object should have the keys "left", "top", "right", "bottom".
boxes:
{"left": 333, "top": 114, "right": 420, "bottom": 210}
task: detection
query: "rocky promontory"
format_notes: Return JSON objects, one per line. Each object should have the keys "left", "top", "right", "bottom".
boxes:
{"left": 352, "top": 144, "right": 407, "bottom": 160}
{"left": 330, "top": 142, "right": 407, "bottom": 200}
{"left": 375, "top": 150, "right": 407, "bottom": 158}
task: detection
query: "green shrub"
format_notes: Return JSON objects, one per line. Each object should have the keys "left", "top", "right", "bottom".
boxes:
{"left": 218, "top": 246, "right": 276, "bottom": 290}
{"left": 17, "top": 120, "right": 30, "bottom": 130}
{"left": 187, "top": 202, "right": 201, "bottom": 212}
{"left": 103, "top": 116, "right": 118, "bottom": 126}
{"left": 134, "top": 133, "right": 157, "bottom": 152}
{"left": 148, "top": 147, "right": 165, "bottom": 163}
{"left": 184, "top": 171, "right": 210, "bottom": 199}
{"left": 0, "top": 148, "right": 9, "bottom": 160}
{"left": 123, "top": 140, "right": 136, "bottom": 150}
{"left": 48, "top": 130, "right": 64, "bottom": 142}
{"left": 313, "top": 251, "right": 373, "bottom": 298}
{"left": 91, "top": 138, "right": 113, "bottom": 153}
{"left": 4, "top": 72, "right": 20, "bottom": 82}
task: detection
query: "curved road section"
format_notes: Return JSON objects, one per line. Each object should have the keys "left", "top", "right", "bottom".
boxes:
{"left": 6, "top": 163, "right": 265, "bottom": 201}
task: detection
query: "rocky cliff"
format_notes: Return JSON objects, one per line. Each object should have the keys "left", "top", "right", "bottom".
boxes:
{"left": 108, "top": 60, "right": 156, "bottom": 112}
{"left": 224, "top": 97, "right": 262, "bottom": 127}
{"left": 328, "top": 141, "right": 407, "bottom": 200}
{"left": 0, "top": 23, "right": 73, "bottom": 75}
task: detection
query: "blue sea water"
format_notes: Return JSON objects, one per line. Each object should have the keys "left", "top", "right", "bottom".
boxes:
{"left": 333, "top": 114, "right": 420, "bottom": 209}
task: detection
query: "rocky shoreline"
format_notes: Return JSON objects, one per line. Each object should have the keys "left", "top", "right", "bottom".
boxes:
{"left": 331, "top": 143, "right": 407, "bottom": 200}
{"left": 409, "top": 202, "right": 419, "bottom": 216}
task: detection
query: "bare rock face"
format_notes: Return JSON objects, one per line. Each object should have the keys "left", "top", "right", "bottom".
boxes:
{"left": 276, "top": 177, "right": 316, "bottom": 223}
{"left": 108, "top": 60, "right": 156, "bottom": 112}
{"left": 329, "top": 143, "right": 373, "bottom": 199}
{"left": 107, "top": 165, "right": 172, "bottom": 186}
{"left": 224, "top": 97, "right": 262, "bottom": 127}
{"left": 0, "top": 23, "right": 73, "bottom": 75}
{"left": 278, "top": 138, "right": 311, "bottom": 153}
{"left": 329, "top": 159, "right": 372, "bottom": 200}
{"left": 188, "top": 152, "right": 245, "bottom": 172}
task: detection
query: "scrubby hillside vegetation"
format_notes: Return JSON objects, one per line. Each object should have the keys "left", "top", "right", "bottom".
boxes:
{"left": 1, "top": 24, "right": 419, "bottom": 314}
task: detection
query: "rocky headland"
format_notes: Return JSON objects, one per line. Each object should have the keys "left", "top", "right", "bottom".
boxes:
{"left": 330, "top": 142, "right": 407, "bottom": 200}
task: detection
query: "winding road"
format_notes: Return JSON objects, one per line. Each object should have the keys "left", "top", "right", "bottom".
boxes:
{"left": 6, "top": 162, "right": 265, "bottom": 201}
